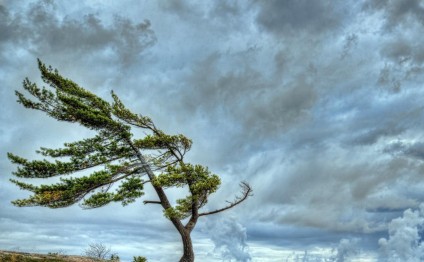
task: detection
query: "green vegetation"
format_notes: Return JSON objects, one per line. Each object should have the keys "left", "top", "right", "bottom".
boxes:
{"left": 133, "top": 256, "right": 147, "bottom": 262}
{"left": 7, "top": 60, "right": 252, "bottom": 261}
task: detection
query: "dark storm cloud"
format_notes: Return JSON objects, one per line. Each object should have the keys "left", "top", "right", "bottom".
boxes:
{"left": 385, "top": 141, "right": 424, "bottom": 161}
{"left": 0, "top": 1, "right": 156, "bottom": 65}
{"left": 247, "top": 223, "right": 355, "bottom": 248}
{"left": 158, "top": 0, "right": 206, "bottom": 21}
{"left": 363, "top": 0, "right": 424, "bottom": 30}
{"left": 377, "top": 35, "right": 424, "bottom": 92}
{"left": 255, "top": 0, "right": 348, "bottom": 35}
{"left": 144, "top": 0, "right": 424, "bottom": 242}
{"left": 254, "top": 152, "right": 424, "bottom": 233}
{"left": 380, "top": 39, "right": 424, "bottom": 65}
{"left": 59, "top": 0, "right": 424, "bottom": 257}
{"left": 344, "top": 94, "right": 424, "bottom": 146}
{"left": 363, "top": 0, "right": 424, "bottom": 93}
{"left": 239, "top": 91, "right": 424, "bottom": 234}
{"left": 159, "top": 0, "right": 242, "bottom": 21}
{"left": 167, "top": 51, "right": 317, "bottom": 166}
{"left": 209, "top": 1, "right": 241, "bottom": 18}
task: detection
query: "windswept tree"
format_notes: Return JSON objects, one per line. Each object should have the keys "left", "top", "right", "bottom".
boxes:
{"left": 7, "top": 60, "right": 252, "bottom": 262}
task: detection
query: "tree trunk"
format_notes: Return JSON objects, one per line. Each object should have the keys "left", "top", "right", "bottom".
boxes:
{"left": 179, "top": 229, "right": 194, "bottom": 262}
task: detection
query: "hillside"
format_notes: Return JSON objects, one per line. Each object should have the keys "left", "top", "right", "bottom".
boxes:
{"left": 0, "top": 250, "right": 106, "bottom": 262}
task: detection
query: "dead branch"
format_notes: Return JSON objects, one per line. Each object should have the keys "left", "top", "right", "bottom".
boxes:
{"left": 198, "top": 182, "right": 253, "bottom": 217}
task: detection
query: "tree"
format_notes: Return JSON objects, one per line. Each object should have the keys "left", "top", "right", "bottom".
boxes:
{"left": 110, "top": 253, "right": 120, "bottom": 261}
{"left": 133, "top": 256, "right": 147, "bottom": 262}
{"left": 83, "top": 243, "right": 111, "bottom": 260}
{"left": 7, "top": 60, "right": 252, "bottom": 262}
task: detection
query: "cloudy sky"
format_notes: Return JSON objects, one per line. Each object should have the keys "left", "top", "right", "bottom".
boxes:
{"left": 2, "top": 0, "right": 424, "bottom": 261}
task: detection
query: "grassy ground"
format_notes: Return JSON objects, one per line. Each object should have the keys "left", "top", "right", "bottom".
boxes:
{"left": 0, "top": 250, "right": 105, "bottom": 262}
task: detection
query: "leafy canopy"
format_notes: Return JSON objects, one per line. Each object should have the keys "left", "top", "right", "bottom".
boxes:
{"left": 8, "top": 59, "right": 226, "bottom": 216}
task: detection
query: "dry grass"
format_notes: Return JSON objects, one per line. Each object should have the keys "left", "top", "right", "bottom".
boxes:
{"left": 0, "top": 250, "right": 107, "bottom": 262}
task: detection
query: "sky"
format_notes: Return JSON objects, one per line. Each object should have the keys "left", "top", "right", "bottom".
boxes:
{"left": 2, "top": 0, "right": 424, "bottom": 261}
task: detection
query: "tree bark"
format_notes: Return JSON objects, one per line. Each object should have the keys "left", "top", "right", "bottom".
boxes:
{"left": 126, "top": 138, "right": 200, "bottom": 261}
{"left": 179, "top": 228, "right": 194, "bottom": 262}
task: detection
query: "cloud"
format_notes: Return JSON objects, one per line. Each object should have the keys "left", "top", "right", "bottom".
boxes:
{"left": 378, "top": 205, "right": 424, "bottom": 261}
{"left": 166, "top": 49, "right": 317, "bottom": 167}
{"left": 243, "top": 139, "right": 424, "bottom": 236}
{"left": 204, "top": 217, "right": 251, "bottom": 261}
{"left": 158, "top": 0, "right": 204, "bottom": 21}
{"left": 363, "top": 0, "right": 424, "bottom": 30}
{"left": 377, "top": 37, "right": 424, "bottom": 93}
{"left": 380, "top": 38, "right": 424, "bottom": 65}
{"left": 361, "top": 0, "right": 424, "bottom": 93}
{"left": 385, "top": 141, "right": 424, "bottom": 160}
{"left": 158, "top": 0, "right": 245, "bottom": 27}
{"left": 255, "top": 0, "right": 349, "bottom": 35}
{"left": 343, "top": 93, "right": 424, "bottom": 146}
{"left": 332, "top": 238, "right": 360, "bottom": 262}
{"left": 0, "top": 1, "right": 156, "bottom": 66}
{"left": 265, "top": 238, "right": 360, "bottom": 261}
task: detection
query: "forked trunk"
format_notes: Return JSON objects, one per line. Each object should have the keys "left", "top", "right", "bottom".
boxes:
{"left": 179, "top": 228, "right": 194, "bottom": 262}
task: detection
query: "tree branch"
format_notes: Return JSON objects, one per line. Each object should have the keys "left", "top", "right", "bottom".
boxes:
{"left": 124, "top": 137, "right": 186, "bottom": 232}
{"left": 198, "top": 182, "right": 253, "bottom": 217}
{"left": 143, "top": 200, "right": 162, "bottom": 205}
{"left": 78, "top": 165, "right": 145, "bottom": 204}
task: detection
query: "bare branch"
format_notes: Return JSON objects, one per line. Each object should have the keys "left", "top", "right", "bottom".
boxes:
{"left": 198, "top": 182, "right": 253, "bottom": 217}
{"left": 84, "top": 243, "right": 111, "bottom": 259}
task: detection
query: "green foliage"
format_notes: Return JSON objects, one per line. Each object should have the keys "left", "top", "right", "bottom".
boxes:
{"left": 156, "top": 164, "right": 221, "bottom": 219}
{"left": 7, "top": 153, "right": 76, "bottom": 178}
{"left": 17, "top": 60, "right": 125, "bottom": 134}
{"left": 113, "top": 176, "right": 145, "bottom": 205}
{"left": 8, "top": 59, "right": 224, "bottom": 215}
{"left": 111, "top": 91, "right": 153, "bottom": 129}
{"left": 133, "top": 132, "right": 192, "bottom": 151}
{"left": 133, "top": 256, "right": 147, "bottom": 262}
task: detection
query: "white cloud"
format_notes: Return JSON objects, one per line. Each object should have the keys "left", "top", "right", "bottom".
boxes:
{"left": 204, "top": 216, "right": 251, "bottom": 261}
{"left": 378, "top": 205, "right": 424, "bottom": 262}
